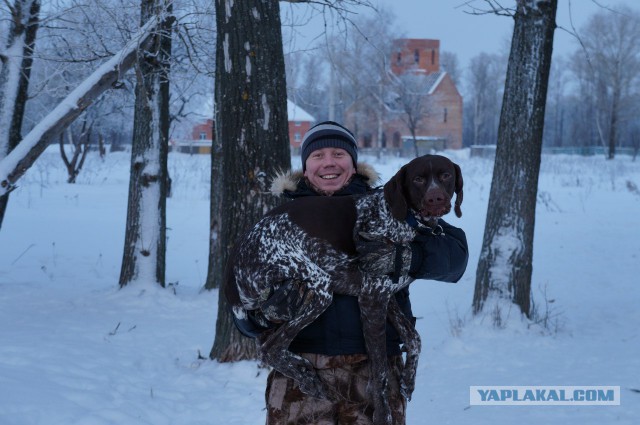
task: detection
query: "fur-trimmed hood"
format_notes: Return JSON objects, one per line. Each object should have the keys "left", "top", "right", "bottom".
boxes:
{"left": 270, "top": 162, "right": 380, "bottom": 195}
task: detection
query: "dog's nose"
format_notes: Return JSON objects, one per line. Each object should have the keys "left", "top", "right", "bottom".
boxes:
{"left": 425, "top": 189, "right": 447, "bottom": 205}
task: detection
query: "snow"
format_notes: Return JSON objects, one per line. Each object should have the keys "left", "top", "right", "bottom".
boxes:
{"left": 1, "top": 148, "right": 639, "bottom": 424}
{"left": 223, "top": 33, "right": 231, "bottom": 73}
{"left": 261, "top": 93, "right": 270, "bottom": 130}
{"left": 488, "top": 225, "right": 523, "bottom": 289}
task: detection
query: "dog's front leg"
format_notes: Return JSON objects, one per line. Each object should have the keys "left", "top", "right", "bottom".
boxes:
{"left": 387, "top": 297, "right": 421, "bottom": 401}
{"left": 359, "top": 274, "right": 394, "bottom": 425}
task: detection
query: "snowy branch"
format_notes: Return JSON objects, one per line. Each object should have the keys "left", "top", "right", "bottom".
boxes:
{"left": 0, "top": 15, "right": 169, "bottom": 196}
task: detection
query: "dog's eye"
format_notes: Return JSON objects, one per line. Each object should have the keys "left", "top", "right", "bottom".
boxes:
{"left": 413, "top": 176, "right": 425, "bottom": 184}
{"left": 440, "top": 172, "right": 452, "bottom": 181}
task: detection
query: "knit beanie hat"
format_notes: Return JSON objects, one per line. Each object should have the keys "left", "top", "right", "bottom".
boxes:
{"left": 301, "top": 121, "right": 358, "bottom": 171}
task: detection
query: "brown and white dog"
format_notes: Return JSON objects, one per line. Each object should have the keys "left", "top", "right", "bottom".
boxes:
{"left": 225, "top": 154, "right": 463, "bottom": 425}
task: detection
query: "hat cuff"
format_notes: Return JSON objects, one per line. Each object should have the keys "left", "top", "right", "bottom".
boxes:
{"left": 301, "top": 138, "right": 358, "bottom": 170}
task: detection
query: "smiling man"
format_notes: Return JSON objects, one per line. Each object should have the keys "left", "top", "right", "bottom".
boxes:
{"left": 235, "top": 121, "right": 468, "bottom": 425}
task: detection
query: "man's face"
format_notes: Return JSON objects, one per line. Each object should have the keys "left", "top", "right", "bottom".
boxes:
{"left": 303, "top": 147, "right": 356, "bottom": 195}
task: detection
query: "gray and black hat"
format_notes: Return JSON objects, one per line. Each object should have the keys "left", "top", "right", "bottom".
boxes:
{"left": 300, "top": 121, "right": 358, "bottom": 171}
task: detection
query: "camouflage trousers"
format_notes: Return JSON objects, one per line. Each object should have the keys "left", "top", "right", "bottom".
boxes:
{"left": 265, "top": 353, "right": 406, "bottom": 425}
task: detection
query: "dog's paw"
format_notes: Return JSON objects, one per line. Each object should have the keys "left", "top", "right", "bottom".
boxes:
{"left": 399, "top": 368, "right": 417, "bottom": 401}
{"left": 399, "top": 381, "right": 414, "bottom": 402}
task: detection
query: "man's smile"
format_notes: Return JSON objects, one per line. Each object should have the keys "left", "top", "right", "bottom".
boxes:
{"left": 320, "top": 174, "right": 339, "bottom": 180}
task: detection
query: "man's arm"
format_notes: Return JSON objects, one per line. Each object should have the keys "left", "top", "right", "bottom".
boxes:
{"left": 355, "top": 219, "right": 468, "bottom": 283}
{"left": 408, "top": 219, "right": 468, "bottom": 282}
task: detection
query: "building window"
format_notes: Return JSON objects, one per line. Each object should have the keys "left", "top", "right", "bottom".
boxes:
{"left": 295, "top": 121, "right": 302, "bottom": 127}
{"left": 443, "top": 108, "right": 448, "bottom": 123}
{"left": 414, "top": 49, "right": 420, "bottom": 64}
{"left": 396, "top": 51, "right": 402, "bottom": 65}
{"left": 199, "top": 132, "right": 207, "bottom": 140}
{"left": 431, "top": 49, "right": 435, "bottom": 65}
{"left": 294, "top": 132, "right": 301, "bottom": 142}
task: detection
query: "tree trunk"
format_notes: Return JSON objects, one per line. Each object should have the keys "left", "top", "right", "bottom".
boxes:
{"left": 119, "top": 1, "right": 172, "bottom": 287}
{"left": 0, "top": 0, "right": 40, "bottom": 229}
{"left": 59, "top": 121, "right": 91, "bottom": 184}
{"left": 607, "top": 79, "right": 620, "bottom": 160}
{"left": 473, "top": 0, "right": 557, "bottom": 321}
{"left": 209, "top": 0, "right": 291, "bottom": 362}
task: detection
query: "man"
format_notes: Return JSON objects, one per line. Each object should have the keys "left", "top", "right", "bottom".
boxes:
{"left": 236, "top": 121, "right": 468, "bottom": 424}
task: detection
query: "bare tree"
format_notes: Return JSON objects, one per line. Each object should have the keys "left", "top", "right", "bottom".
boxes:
{"left": 0, "top": 17, "right": 162, "bottom": 197}
{"left": 465, "top": 52, "right": 505, "bottom": 147}
{"left": 473, "top": 0, "right": 557, "bottom": 321}
{"left": 324, "top": 7, "right": 399, "bottom": 142}
{"left": 286, "top": 51, "right": 328, "bottom": 121}
{"left": 541, "top": 57, "right": 572, "bottom": 149}
{"left": 59, "top": 119, "right": 91, "bottom": 183}
{"left": 569, "top": 6, "right": 640, "bottom": 159}
{"left": 389, "top": 71, "right": 433, "bottom": 157}
{"left": 440, "top": 51, "right": 461, "bottom": 86}
{"left": 0, "top": 0, "right": 40, "bottom": 229}
{"left": 119, "top": 0, "right": 173, "bottom": 287}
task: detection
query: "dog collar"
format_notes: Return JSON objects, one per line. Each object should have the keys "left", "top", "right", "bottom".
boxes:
{"left": 406, "top": 210, "right": 445, "bottom": 236}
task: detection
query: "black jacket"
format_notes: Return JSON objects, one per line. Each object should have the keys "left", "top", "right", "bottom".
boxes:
{"left": 236, "top": 164, "right": 468, "bottom": 356}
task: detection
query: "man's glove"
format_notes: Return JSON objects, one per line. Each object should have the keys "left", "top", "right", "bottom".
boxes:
{"left": 356, "top": 232, "right": 412, "bottom": 283}
{"left": 259, "top": 279, "right": 307, "bottom": 323}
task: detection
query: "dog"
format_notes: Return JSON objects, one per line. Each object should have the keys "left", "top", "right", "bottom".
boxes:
{"left": 225, "top": 154, "right": 463, "bottom": 425}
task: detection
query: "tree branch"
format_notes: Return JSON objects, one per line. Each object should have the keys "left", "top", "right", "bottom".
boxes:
{"left": 0, "top": 15, "right": 171, "bottom": 196}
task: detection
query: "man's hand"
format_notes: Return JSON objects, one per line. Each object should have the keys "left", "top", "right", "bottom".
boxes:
{"left": 356, "top": 232, "right": 412, "bottom": 282}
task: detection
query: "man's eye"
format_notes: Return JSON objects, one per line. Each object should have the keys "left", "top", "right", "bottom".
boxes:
{"left": 413, "top": 176, "right": 425, "bottom": 184}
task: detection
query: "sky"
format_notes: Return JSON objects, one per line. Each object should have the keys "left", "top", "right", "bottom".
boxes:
{"left": 281, "top": 0, "right": 640, "bottom": 69}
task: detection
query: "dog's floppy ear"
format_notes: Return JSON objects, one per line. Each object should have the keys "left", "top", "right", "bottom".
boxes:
{"left": 453, "top": 162, "right": 464, "bottom": 218}
{"left": 384, "top": 165, "right": 408, "bottom": 221}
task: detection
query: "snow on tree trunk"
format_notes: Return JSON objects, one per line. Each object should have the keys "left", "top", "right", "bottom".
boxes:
{"left": 119, "top": 1, "right": 172, "bottom": 287}
{"left": 473, "top": 0, "right": 557, "bottom": 322}
{"left": 209, "top": 0, "right": 291, "bottom": 362}
{"left": 0, "top": 0, "right": 40, "bottom": 229}
{"left": 0, "top": 17, "right": 163, "bottom": 197}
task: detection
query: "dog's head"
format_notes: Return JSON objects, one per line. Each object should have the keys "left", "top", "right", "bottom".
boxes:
{"left": 383, "top": 154, "right": 463, "bottom": 222}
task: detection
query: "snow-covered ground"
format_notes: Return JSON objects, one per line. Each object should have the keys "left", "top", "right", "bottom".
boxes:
{"left": 1, "top": 148, "right": 638, "bottom": 425}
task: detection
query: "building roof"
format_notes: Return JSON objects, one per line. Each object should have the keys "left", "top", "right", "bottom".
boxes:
{"left": 287, "top": 100, "right": 316, "bottom": 122}
{"left": 383, "top": 71, "right": 449, "bottom": 112}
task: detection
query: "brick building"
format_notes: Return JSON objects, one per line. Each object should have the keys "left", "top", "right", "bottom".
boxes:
{"left": 181, "top": 101, "right": 314, "bottom": 154}
{"left": 192, "top": 119, "right": 214, "bottom": 141}
{"left": 287, "top": 100, "right": 315, "bottom": 150}
{"left": 345, "top": 38, "right": 463, "bottom": 152}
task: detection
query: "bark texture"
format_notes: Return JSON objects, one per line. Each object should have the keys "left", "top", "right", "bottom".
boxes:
{"left": 209, "top": 0, "right": 290, "bottom": 362}
{"left": 119, "top": 1, "right": 172, "bottom": 287}
{"left": 473, "top": 0, "right": 557, "bottom": 319}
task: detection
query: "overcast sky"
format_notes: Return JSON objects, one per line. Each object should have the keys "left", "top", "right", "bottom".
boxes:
{"left": 282, "top": 0, "right": 640, "bottom": 70}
